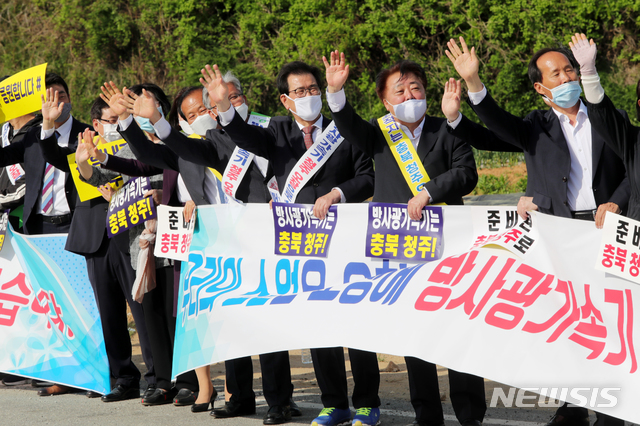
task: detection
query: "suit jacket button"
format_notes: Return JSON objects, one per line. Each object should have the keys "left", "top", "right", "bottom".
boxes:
{"left": 564, "top": 201, "right": 568, "bottom": 206}
{"left": 562, "top": 177, "right": 568, "bottom": 182}
{"left": 313, "top": 183, "right": 319, "bottom": 187}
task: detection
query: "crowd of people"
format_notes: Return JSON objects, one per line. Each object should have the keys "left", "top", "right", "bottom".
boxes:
{"left": 0, "top": 32, "right": 634, "bottom": 426}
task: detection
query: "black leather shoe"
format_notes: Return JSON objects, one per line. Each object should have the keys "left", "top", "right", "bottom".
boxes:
{"left": 462, "top": 421, "right": 483, "bottom": 426}
{"left": 545, "top": 416, "right": 590, "bottom": 426}
{"left": 211, "top": 401, "right": 256, "bottom": 418}
{"left": 86, "top": 391, "right": 102, "bottom": 398}
{"left": 289, "top": 399, "right": 302, "bottom": 417}
{"left": 142, "top": 384, "right": 157, "bottom": 399}
{"left": 263, "top": 405, "right": 292, "bottom": 425}
{"left": 101, "top": 384, "right": 140, "bottom": 402}
{"left": 142, "top": 387, "right": 178, "bottom": 406}
{"left": 173, "top": 388, "right": 198, "bottom": 406}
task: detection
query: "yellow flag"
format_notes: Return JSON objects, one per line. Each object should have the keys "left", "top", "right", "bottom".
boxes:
{"left": 0, "top": 63, "right": 48, "bottom": 123}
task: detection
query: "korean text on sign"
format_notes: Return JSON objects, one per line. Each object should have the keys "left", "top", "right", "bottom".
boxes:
{"left": 597, "top": 212, "right": 640, "bottom": 284}
{"left": 365, "top": 203, "right": 443, "bottom": 261}
{"left": 106, "top": 177, "right": 156, "bottom": 237}
{"left": 154, "top": 205, "right": 196, "bottom": 262}
{"left": 272, "top": 202, "right": 337, "bottom": 258}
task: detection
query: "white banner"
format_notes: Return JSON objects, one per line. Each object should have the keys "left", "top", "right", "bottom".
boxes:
{"left": 173, "top": 204, "right": 640, "bottom": 423}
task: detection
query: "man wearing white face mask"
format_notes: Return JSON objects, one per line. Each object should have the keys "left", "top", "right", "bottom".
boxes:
{"left": 201, "top": 61, "right": 376, "bottom": 426}
{"left": 445, "top": 37, "right": 629, "bottom": 229}
{"left": 325, "top": 52, "right": 484, "bottom": 426}
{"left": 157, "top": 73, "right": 272, "bottom": 204}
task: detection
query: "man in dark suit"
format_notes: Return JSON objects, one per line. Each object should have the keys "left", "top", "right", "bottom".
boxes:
{"left": 134, "top": 78, "right": 303, "bottom": 420}
{"left": 445, "top": 37, "right": 629, "bottom": 426}
{"left": 324, "top": 51, "right": 484, "bottom": 426}
{"left": 200, "top": 61, "right": 376, "bottom": 426}
{"left": 445, "top": 37, "right": 629, "bottom": 226}
{"left": 0, "top": 73, "right": 81, "bottom": 236}
{"left": 37, "top": 90, "right": 156, "bottom": 402}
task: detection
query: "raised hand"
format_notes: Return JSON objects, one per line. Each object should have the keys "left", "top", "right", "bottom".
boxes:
{"left": 442, "top": 78, "right": 462, "bottom": 122}
{"left": 75, "top": 132, "right": 93, "bottom": 164}
{"left": 75, "top": 129, "right": 98, "bottom": 180}
{"left": 200, "top": 64, "right": 230, "bottom": 112}
{"left": 100, "top": 82, "right": 129, "bottom": 119}
{"left": 569, "top": 33, "right": 597, "bottom": 76}
{"left": 122, "top": 89, "right": 162, "bottom": 123}
{"left": 41, "top": 87, "right": 64, "bottom": 129}
{"left": 445, "top": 37, "right": 483, "bottom": 92}
{"left": 323, "top": 50, "right": 350, "bottom": 93}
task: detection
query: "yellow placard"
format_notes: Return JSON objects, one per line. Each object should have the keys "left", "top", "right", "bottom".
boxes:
{"left": 0, "top": 63, "right": 48, "bottom": 123}
{"left": 67, "top": 137, "right": 128, "bottom": 202}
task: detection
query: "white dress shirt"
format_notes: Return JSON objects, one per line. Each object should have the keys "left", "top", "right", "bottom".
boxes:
{"left": 468, "top": 85, "right": 597, "bottom": 211}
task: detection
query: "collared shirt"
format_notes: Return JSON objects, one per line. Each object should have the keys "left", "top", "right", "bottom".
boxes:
{"left": 551, "top": 101, "right": 596, "bottom": 211}
{"left": 468, "top": 85, "right": 596, "bottom": 211}
{"left": 218, "top": 106, "right": 347, "bottom": 203}
{"left": 39, "top": 116, "right": 73, "bottom": 215}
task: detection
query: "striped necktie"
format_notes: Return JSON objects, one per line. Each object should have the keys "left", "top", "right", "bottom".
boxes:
{"left": 41, "top": 131, "right": 59, "bottom": 214}
{"left": 302, "top": 126, "right": 314, "bottom": 150}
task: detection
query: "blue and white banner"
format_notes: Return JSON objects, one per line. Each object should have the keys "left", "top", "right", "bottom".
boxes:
{"left": 0, "top": 227, "right": 109, "bottom": 394}
{"left": 174, "top": 204, "right": 640, "bottom": 424}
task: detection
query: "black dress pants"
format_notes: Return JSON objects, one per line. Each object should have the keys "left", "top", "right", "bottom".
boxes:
{"left": 406, "top": 357, "right": 486, "bottom": 425}
{"left": 312, "top": 347, "right": 380, "bottom": 409}
{"left": 225, "top": 350, "right": 293, "bottom": 407}
{"left": 141, "top": 265, "right": 197, "bottom": 391}
{"left": 85, "top": 236, "right": 155, "bottom": 387}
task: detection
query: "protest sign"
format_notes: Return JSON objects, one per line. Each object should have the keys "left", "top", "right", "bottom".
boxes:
{"left": 173, "top": 204, "right": 640, "bottom": 424}
{"left": 0, "top": 64, "right": 47, "bottom": 123}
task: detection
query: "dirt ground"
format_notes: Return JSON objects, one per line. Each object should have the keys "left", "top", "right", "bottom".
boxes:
{"left": 478, "top": 163, "right": 528, "bottom": 186}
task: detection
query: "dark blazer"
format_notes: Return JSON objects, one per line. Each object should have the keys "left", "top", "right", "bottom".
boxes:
{"left": 331, "top": 102, "right": 477, "bottom": 204}
{"left": 587, "top": 95, "right": 640, "bottom": 220}
{"left": 222, "top": 112, "right": 374, "bottom": 204}
{"left": 161, "top": 127, "right": 271, "bottom": 203}
{"left": 121, "top": 123, "right": 212, "bottom": 207}
{"left": 37, "top": 120, "right": 133, "bottom": 256}
{"left": 0, "top": 118, "right": 88, "bottom": 235}
{"left": 456, "top": 91, "right": 630, "bottom": 218}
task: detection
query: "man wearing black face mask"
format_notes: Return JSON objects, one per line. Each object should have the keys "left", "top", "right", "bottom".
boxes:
{"left": 202, "top": 61, "right": 376, "bottom": 426}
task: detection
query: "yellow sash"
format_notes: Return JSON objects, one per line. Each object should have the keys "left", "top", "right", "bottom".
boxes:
{"left": 378, "top": 114, "right": 445, "bottom": 204}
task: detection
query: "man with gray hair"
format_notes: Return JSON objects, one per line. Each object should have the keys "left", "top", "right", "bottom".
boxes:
{"left": 132, "top": 71, "right": 300, "bottom": 425}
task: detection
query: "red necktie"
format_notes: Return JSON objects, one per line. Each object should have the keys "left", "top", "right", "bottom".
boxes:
{"left": 302, "top": 126, "right": 314, "bottom": 150}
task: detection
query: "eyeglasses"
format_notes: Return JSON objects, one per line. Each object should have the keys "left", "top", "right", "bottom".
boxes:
{"left": 211, "top": 94, "right": 243, "bottom": 109}
{"left": 288, "top": 85, "right": 321, "bottom": 98}
{"left": 98, "top": 118, "right": 118, "bottom": 125}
